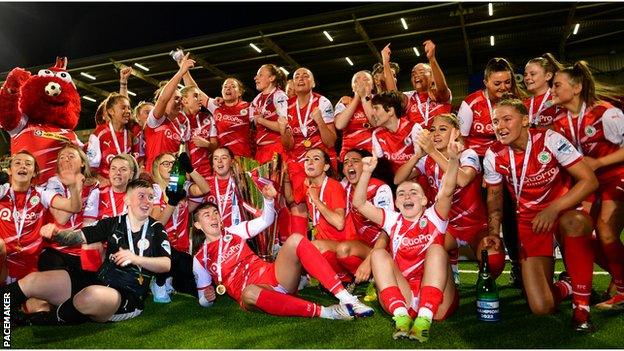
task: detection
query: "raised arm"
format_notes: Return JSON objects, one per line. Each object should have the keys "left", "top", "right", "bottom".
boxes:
{"left": 228, "top": 185, "right": 277, "bottom": 238}
{"left": 381, "top": 44, "right": 398, "bottom": 92}
{"left": 153, "top": 54, "right": 195, "bottom": 119}
{"left": 353, "top": 154, "right": 384, "bottom": 225}
{"left": 433, "top": 138, "right": 460, "bottom": 220}
{"left": 119, "top": 66, "right": 132, "bottom": 98}
{"left": 423, "top": 40, "right": 450, "bottom": 103}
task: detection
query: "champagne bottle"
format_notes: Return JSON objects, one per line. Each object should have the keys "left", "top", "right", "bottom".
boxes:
{"left": 476, "top": 249, "right": 501, "bottom": 322}
{"left": 167, "top": 143, "right": 186, "bottom": 193}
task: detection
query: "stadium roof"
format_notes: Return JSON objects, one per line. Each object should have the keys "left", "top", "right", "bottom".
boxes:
{"left": 2, "top": 2, "right": 623, "bottom": 130}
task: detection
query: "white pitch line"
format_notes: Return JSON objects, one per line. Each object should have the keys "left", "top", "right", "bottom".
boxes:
{"left": 458, "top": 269, "right": 610, "bottom": 276}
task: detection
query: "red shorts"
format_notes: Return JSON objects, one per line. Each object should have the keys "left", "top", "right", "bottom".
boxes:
{"left": 517, "top": 217, "right": 557, "bottom": 259}
{"left": 287, "top": 160, "right": 307, "bottom": 204}
{"left": 448, "top": 224, "right": 486, "bottom": 246}
{"left": 255, "top": 143, "right": 284, "bottom": 164}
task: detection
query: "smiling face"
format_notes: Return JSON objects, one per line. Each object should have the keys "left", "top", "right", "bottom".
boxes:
{"left": 551, "top": 72, "right": 581, "bottom": 106}
{"left": 484, "top": 71, "right": 512, "bottom": 101}
{"left": 342, "top": 151, "right": 364, "bottom": 184}
{"left": 193, "top": 205, "right": 222, "bottom": 238}
{"left": 395, "top": 181, "right": 428, "bottom": 220}
{"left": 411, "top": 63, "right": 431, "bottom": 92}
{"left": 492, "top": 104, "right": 528, "bottom": 145}
{"left": 109, "top": 158, "right": 133, "bottom": 191}
{"left": 10, "top": 153, "right": 37, "bottom": 185}
{"left": 429, "top": 118, "right": 456, "bottom": 151}
{"left": 156, "top": 154, "right": 175, "bottom": 181}
{"left": 222, "top": 78, "right": 242, "bottom": 103}
{"left": 182, "top": 87, "right": 202, "bottom": 115}
{"left": 211, "top": 148, "right": 233, "bottom": 178}
{"left": 304, "top": 149, "right": 329, "bottom": 178}
{"left": 524, "top": 62, "right": 552, "bottom": 95}
{"left": 108, "top": 97, "right": 132, "bottom": 126}
{"left": 125, "top": 186, "right": 155, "bottom": 221}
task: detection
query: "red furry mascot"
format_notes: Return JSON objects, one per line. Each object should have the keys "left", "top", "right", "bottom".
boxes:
{"left": 0, "top": 57, "right": 82, "bottom": 184}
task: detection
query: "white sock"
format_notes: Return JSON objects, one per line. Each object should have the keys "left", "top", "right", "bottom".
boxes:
{"left": 319, "top": 306, "right": 331, "bottom": 319}
{"left": 393, "top": 307, "right": 409, "bottom": 317}
{"left": 336, "top": 290, "right": 357, "bottom": 304}
{"left": 417, "top": 307, "right": 433, "bottom": 321}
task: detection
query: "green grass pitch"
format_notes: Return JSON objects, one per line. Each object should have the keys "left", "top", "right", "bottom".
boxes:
{"left": 11, "top": 261, "right": 622, "bottom": 349}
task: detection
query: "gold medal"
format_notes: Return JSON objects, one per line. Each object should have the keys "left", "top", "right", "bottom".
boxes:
{"left": 216, "top": 284, "right": 227, "bottom": 295}
{"left": 137, "top": 274, "right": 144, "bottom": 285}
{"left": 303, "top": 139, "right": 312, "bottom": 148}
{"left": 363, "top": 122, "right": 371, "bottom": 129}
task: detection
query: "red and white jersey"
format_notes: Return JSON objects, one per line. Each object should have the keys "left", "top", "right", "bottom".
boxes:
{"left": 286, "top": 93, "right": 337, "bottom": 163}
{"left": 8, "top": 117, "right": 83, "bottom": 185}
{"left": 523, "top": 91, "right": 559, "bottom": 128}
{"left": 484, "top": 129, "right": 583, "bottom": 219}
{"left": 186, "top": 111, "right": 214, "bottom": 179}
{"left": 334, "top": 100, "right": 374, "bottom": 160}
{"left": 371, "top": 118, "right": 423, "bottom": 173}
{"left": 416, "top": 149, "right": 487, "bottom": 237}
{"left": 381, "top": 206, "right": 447, "bottom": 282}
{"left": 553, "top": 101, "right": 624, "bottom": 182}
{"left": 250, "top": 88, "right": 289, "bottom": 147}
{"left": 43, "top": 176, "right": 99, "bottom": 255}
{"left": 154, "top": 182, "right": 192, "bottom": 254}
{"left": 97, "top": 186, "right": 128, "bottom": 220}
{"left": 342, "top": 178, "right": 393, "bottom": 246}
{"left": 86, "top": 123, "right": 139, "bottom": 178}
{"left": 208, "top": 100, "right": 253, "bottom": 157}
{"left": 144, "top": 110, "right": 191, "bottom": 173}
{"left": 458, "top": 90, "right": 496, "bottom": 157}
{"left": 192, "top": 199, "right": 275, "bottom": 301}
{"left": 0, "top": 184, "right": 57, "bottom": 279}
{"left": 197, "top": 176, "right": 242, "bottom": 228}
{"left": 304, "top": 176, "right": 349, "bottom": 241}
{"left": 404, "top": 90, "right": 452, "bottom": 128}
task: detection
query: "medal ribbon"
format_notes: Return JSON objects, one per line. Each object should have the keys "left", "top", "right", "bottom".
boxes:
{"left": 296, "top": 94, "right": 314, "bottom": 138}
{"left": 108, "top": 121, "right": 128, "bottom": 154}
{"left": 508, "top": 134, "right": 533, "bottom": 207}
{"left": 566, "top": 102, "right": 587, "bottom": 154}
{"left": 528, "top": 90, "right": 550, "bottom": 126}
{"left": 9, "top": 187, "right": 32, "bottom": 243}
{"left": 311, "top": 176, "right": 329, "bottom": 225}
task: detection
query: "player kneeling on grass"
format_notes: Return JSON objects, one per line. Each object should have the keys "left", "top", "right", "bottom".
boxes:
{"left": 3, "top": 179, "right": 171, "bottom": 325}
{"left": 353, "top": 145, "right": 460, "bottom": 342}
{"left": 190, "top": 183, "right": 374, "bottom": 320}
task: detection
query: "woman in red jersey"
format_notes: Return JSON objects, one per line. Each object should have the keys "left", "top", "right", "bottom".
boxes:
{"left": 0, "top": 151, "right": 82, "bottom": 284}
{"left": 97, "top": 154, "right": 142, "bottom": 220}
{"left": 353, "top": 142, "right": 461, "bottom": 342}
{"left": 523, "top": 53, "right": 562, "bottom": 128}
{"left": 551, "top": 61, "right": 624, "bottom": 310}
{"left": 191, "top": 183, "right": 374, "bottom": 320}
{"left": 483, "top": 98, "right": 598, "bottom": 332}
{"left": 251, "top": 64, "right": 289, "bottom": 164}
{"left": 394, "top": 114, "right": 506, "bottom": 283}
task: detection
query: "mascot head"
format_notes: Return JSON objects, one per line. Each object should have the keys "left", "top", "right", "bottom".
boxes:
{"left": 19, "top": 57, "right": 81, "bottom": 129}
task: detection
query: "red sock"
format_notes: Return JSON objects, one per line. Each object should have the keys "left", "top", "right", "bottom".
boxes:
{"left": 553, "top": 281, "right": 572, "bottom": 305}
{"left": 563, "top": 235, "right": 594, "bottom": 306}
{"left": 321, "top": 251, "right": 343, "bottom": 275}
{"left": 255, "top": 289, "right": 320, "bottom": 318}
{"left": 337, "top": 255, "right": 363, "bottom": 275}
{"left": 488, "top": 252, "right": 506, "bottom": 279}
{"left": 601, "top": 240, "right": 624, "bottom": 294}
{"left": 379, "top": 286, "right": 407, "bottom": 315}
{"left": 296, "top": 238, "right": 342, "bottom": 294}
{"left": 291, "top": 215, "right": 308, "bottom": 237}
{"left": 418, "top": 286, "right": 444, "bottom": 316}
{"left": 277, "top": 207, "right": 291, "bottom": 243}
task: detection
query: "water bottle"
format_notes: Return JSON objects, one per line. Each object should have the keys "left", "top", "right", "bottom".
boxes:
{"left": 476, "top": 249, "right": 501, "bottom": 322}
{"left": 167, "top": 143, "right": 186, "bottom": 193}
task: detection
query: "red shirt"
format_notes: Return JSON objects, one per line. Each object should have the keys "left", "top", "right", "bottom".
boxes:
{"left": 523, "top": 91, "right": 559, "bottom": 128}
{"left": 404, "top": 90, "right": 452, "bottom": 128}
{"left": 371, "top": 118, "right": 423, "bottom": 173}
{"left": 144, "top": 110, "right": 190, "bottom": 173}
{"left": 458, "top": 90, "right": 496, "bottom": 157}
{"left": 97, "top": 186, "right": 127, "bottom": 219}
{"left": 208, "top": 101, "right": 252, "bottom": 157}
{"left": 305, "top": 177, "right": 349, "bottom": 241}
{"left": 342, "top": 178, "right": 393, "bottom": 246}
{"left": 484, "top": 129, "right": 583, "bottom": 219}
{"left": 186, "top": 111, "right": 214, "bottom": 179}
{"left": 250, "top": 89, "right": 288, "bottom": 147}
{"left": 286, "top": 93, "right": 337, "bottom": 163}
{"left": 86, "top": 122, "right": 139, "bottom": 178}
{"left": 552, "top": 101, "right": 624, "bottom": 183}
{"left": 334, "top": 100, "right": 374, "bottom": 161}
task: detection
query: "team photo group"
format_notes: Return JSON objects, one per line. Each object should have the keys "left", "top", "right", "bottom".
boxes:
{"left": 0, "top": 31, "right": 623, "bottom": 344}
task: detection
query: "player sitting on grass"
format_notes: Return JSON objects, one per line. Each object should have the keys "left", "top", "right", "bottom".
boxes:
{"left": 190, "top": 183, "right": 374, "bottom": 320}
{"left": 353, "top": 141, "right": 460, "bottom": 342}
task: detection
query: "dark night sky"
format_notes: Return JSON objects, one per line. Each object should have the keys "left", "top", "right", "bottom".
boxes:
{"left": 0, "top": 2, "right": 363, "bottom": 72}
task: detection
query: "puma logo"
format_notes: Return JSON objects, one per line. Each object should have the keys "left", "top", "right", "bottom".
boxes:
{"left": 112, "top": 234, "right": 121, "bottom": 244}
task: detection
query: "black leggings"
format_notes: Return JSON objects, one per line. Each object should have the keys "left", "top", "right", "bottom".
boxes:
{"left": 154, "top": 248, "right": 197, "bottom": 297}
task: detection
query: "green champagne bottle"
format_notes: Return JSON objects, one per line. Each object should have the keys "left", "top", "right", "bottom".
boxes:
{"left": 167, "top": 143, "right": 186, "bottom": 193}
{"left": 476, "top": 249, "right": 500, "bottom": 322}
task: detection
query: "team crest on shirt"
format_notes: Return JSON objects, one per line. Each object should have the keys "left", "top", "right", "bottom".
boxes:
{"left": 537, "top": 151, "right": 552, "bottom": 165}
{"left": 30, "top": 195, "right": 40, "bottom": 206}
{"left": 419, "top": 217, "right": 428, "bottom": 228}
{"left": 584, "top": 125, "right": 597, "bottom": 137}
{"left": 203, "top": 118, "right": 211, "bottom": 126}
